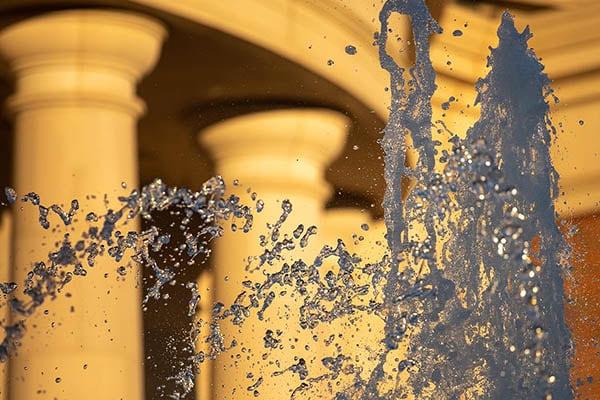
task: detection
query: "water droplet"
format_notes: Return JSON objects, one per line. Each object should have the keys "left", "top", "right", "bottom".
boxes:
{"left": 4, "top": 187, "right": 17, "bottom": 204}
{"left": 0, "top": 282, "right": 17, "bottom": 295}
{"left": 345, "top": 45, "right": 357, "bottom": 55}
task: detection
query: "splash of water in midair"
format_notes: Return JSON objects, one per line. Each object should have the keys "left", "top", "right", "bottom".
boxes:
{"left": 0, "top": 0, "right": 575, "bottom": 399}
{"left": 370, "top": 2, "right": 442, "bottom": 397}
{"left": 405, "top": 13, "right": 572, "bottom": 399}
{"left": 373, "top": 1, "right": 573, "bottom": 398}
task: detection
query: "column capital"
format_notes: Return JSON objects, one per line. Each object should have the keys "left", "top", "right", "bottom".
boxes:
{"left": 0, "top": 9, "right": 167, "bottom": 116}
{"left": 199, "top": 108, "right": 350, "bottom": 201}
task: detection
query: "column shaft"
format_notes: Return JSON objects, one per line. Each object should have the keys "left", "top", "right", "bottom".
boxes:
{"left": 0, "top": 211, "right": 11, "bottom": 400}
{"left": 196, "top": 269, "right": 214, "bottom": 400}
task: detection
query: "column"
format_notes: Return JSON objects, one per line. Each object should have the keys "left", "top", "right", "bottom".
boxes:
{"left": 0, "top": 10, "right": 166, "bottom": 399}
{"left": 321, "top": 210, "right": 387, "bottom": 395}
{"left": 199, "top": 108, "right": 349, "bottom": 399}
{"left": 196, "top": 268, "right": 214, "bottom": 400}
{"left": 0, "top": 211, "right": 11, "bottom": 400}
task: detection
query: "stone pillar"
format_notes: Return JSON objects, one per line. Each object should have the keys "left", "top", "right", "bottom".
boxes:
{"left": 321, "top": 210, "right": 387, "bottom": 395}
{"left": 196, "top": 268, "right": 214, "bottom": 400}
{"left": 0, "top": 10, "right": 165, "bottom": 399}
{"left": 0, "top": 211, "right": 11, "bottom": 400}
{"left": 199, "top": 108, "right": 348, "bottom": 399}
{"left": 322, "top": 208, "right": 389, "bottom": 265}
{"left": 322, "top": 208, "right": 372, "bottom": 250}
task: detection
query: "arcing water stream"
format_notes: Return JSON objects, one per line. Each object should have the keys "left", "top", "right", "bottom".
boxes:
{"left": 0, "top": 0, "right": 576, "bottom": 398}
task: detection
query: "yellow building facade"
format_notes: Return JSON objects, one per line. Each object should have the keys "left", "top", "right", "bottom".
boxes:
{"left": 0, "top": 1, "right": 598, "bottom": 399}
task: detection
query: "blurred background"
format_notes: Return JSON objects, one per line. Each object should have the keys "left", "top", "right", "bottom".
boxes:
{"left": 0, "top": 0, "right": 598, "bottom": 399}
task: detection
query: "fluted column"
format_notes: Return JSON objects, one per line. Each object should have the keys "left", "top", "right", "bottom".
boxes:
{"left": 199, "top": 108, "right": 348, "bottom": 399}
{"left": 0, "top": 10, "right": 166, "bottom": 399}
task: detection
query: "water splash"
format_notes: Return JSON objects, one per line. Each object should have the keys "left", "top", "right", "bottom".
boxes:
{"left": 0, "top": 1, "right": 577, "bottom": 399}
{"left": 372, "top": 2, "right": 573, "bottom": 398}
{"left": 417, "top": 14, "right": 572, "bottom": 398}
